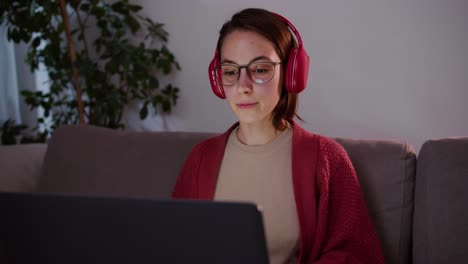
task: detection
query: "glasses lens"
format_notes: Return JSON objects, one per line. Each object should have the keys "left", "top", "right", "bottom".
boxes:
{"left": 216, "top": 61, "right": 277, "bottom": 86}
{"left": 219, "top": 65, "right": 239, "bottom": 86}
{"left": 248, "top": 62, "right": 275, "bottom": 84}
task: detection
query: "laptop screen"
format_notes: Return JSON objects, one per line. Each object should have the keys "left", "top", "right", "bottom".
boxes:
{"left": 0, "top": 192, "right": 269, "bottom": 264}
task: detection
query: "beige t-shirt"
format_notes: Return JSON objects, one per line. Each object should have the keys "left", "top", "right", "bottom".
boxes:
{"left": 214, "top": 127, "right": 299, "bottom": 264}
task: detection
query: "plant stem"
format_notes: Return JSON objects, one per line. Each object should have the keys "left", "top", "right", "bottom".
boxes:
{"left": 117, "top": 69, "right": 129, "bottom": 126}
{"left": 58, "top": 0, "right": 85, "bottom": 124}
{"left": 75, "top": 5, "right": 94, "bottom": 123}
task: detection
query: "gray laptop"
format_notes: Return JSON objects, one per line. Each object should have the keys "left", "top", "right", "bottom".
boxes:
{"left": 0, "top": 192, "right": 269, "bottom": 264}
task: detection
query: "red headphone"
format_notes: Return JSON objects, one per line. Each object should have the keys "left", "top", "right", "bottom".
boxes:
{"left": 208, "top": 12, "right": 309, "bottom": 99}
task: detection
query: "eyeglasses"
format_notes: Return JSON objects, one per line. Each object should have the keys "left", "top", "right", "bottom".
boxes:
{"left": 214, "top": 61, "right": 281, "bottom": 86}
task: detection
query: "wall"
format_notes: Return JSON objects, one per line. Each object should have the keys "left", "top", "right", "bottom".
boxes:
{"left": 135, "top": 0, "right": 468, "bottom": 152}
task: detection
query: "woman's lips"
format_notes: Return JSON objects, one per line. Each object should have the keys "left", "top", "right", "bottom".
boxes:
{"left": 237, "top": 102, "right": 257, "bottom": 109}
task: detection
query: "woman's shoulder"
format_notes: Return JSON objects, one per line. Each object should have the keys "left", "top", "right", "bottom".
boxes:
{"left": 192, "top": 133, "right": 225, "bottom": 151}
{"left": 294, "top": 125, "right": 356, "bottom": 187}
{"left": 318, "top": 135, "right": 348, "bottom": 158}
{"left": 293, "top": 123, "right": 348, "bottom": 159}
{"left": 188, "top": 126, "right": 234, "bottom": 155}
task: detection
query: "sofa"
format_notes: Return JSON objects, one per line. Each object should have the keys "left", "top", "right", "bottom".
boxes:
{"left": 0, "top": 124, "right": 467, "bottom": 264}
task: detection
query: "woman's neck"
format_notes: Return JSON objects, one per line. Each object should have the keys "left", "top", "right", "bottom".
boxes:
{"left": 236, "top": 120, "right": 288, "bottom": 146}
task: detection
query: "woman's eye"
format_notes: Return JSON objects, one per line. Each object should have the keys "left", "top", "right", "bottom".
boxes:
{"left": 254, "top": 68, "right": 269, "bottom": 73}
{"left": 223, "top": 70, "right": 237, "bottom": 76}
{"left": 250, "top": 63, "right": 273, "bottom": 74}
{"left": 221, "top": 66, "right": 238, "bottom": 76}
{"left": 251, "top": 67, "right": 271, "bottom": 74}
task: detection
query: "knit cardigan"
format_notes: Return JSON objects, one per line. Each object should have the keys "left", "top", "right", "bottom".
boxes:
{"left": 172, "top": 122, "right": 385, "bottom": 263}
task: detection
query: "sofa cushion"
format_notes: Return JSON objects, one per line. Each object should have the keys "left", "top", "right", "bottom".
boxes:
{"left": 334, "top": 138, "right": 416, "bottom": 264}
{"left": 0, "top": 144, "right": 47, "bottom": 192}
{"left": 413, "top": 137, "right": 468, "bottom": 264}
{"left": 36, "top": 125, "right": 215, "bottom": 199}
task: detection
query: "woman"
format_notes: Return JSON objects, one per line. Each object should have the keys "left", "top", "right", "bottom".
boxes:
{"left": 172, "top": 8, "right": 384, "bottom": 264}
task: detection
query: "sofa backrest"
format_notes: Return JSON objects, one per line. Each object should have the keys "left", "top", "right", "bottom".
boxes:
{"left": 36, "top": 125, "right": 215, "bottom": 199}
{"left": 413, "top": 137, "right": 468, "bottom": 264}
{"left": 36, "top": 124, "right": 417, "bottom": 264}
{"left": 335, "top": 138, "right": 416, "bottom": 264}
{"left": 0, "top": 144, "right": 47, "bottom": 193}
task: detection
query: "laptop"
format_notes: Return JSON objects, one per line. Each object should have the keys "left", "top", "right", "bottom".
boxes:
{"left": 0, "top": 192, "right": 269, "bottom": 264}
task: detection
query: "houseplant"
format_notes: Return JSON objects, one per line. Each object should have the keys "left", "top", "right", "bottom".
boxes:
{"left": 0, "top": 0, "right": 180, "bottom": 142}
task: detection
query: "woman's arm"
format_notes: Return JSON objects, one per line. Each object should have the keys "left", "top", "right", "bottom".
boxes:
{"left": 310, "top": 138, "right": 385, "bottom": 263}
{"left": 171, "top": 143, "right": 203, "bottom": 199}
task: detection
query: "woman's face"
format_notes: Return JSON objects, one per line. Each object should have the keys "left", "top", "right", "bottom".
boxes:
{"left": 220, "top": 30, "right": 283, "bottom": 127}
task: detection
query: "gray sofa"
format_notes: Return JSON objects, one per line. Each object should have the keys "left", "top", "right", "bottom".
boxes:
{"left": 1, "top": 124, "right": 467, "bottom": 264}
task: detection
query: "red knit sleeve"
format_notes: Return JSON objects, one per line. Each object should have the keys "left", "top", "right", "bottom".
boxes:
{"left": 171, "top": 143, "right": 203, "bottom": 199}
{"left": 311, "top": 137, "right": 385, "bottom": 263}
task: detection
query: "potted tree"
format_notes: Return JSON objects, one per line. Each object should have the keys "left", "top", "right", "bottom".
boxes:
{"left": 0, "top": 0, "right": 180, "bottom": 143}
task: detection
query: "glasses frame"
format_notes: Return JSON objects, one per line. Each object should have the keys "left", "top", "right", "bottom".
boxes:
{"left": 214, "top": 60, "right": 281, "bottom": 86}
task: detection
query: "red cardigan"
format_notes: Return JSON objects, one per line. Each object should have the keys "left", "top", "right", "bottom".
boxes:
{"left": 172, "top": 122, "right": 385, "bottom": 263}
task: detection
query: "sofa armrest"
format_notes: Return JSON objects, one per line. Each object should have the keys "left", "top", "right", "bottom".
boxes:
{"left": 413, "top": 137, "right": 468, "bottom": 264}
{"left": 0, "top": 144, "right": 47, "bottom": 192}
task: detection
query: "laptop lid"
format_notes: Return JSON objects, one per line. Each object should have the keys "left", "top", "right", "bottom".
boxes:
{"left": 0, "top": 192, "right": 269, "bottom": 264}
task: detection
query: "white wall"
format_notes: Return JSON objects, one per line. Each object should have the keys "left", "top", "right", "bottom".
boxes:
{"left": 135, "top": 0, "right": 468, "bottom": 152}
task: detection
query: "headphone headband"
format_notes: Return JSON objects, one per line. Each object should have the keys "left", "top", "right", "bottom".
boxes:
{"left": 272, "top": 12, "right": 304, "bottom": 49}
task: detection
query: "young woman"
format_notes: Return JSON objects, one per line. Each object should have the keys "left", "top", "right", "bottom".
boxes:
{"left": 172, "top": 8, "right": 384, "bottom": 264}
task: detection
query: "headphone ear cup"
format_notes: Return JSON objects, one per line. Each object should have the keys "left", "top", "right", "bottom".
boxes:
{"left": 208, "top": 54, "right": 226, "bottom": 99}
{"left": 284, "top": 47, "right": 309, "bottom": 94}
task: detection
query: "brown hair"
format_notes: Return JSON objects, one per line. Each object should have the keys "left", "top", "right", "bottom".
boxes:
{"left": 216, "top": 8, "right": 301, "bottom": 131}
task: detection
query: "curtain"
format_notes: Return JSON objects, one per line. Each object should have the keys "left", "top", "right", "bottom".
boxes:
{"left": 0, "top": 24, "right": 22, "bottom": 125}
{"left": 0, "top": 25, "right": 43, "bottom": 133}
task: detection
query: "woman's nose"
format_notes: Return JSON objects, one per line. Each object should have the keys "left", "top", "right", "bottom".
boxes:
{"left": 237, "top": 68, "right": 253, "bottom": 93}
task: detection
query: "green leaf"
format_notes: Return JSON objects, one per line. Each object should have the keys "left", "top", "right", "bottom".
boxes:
{"left": 149, "top": 77, "right": 159, "bottom": 89}
{"left": 124, "top": 15, "right": 140, "bottom": 33}
{"left": 105, "top": 60, "right": 119, "bottom": 73}
{"left": 11, "top": 29, "right": 21, "bottom": 42}
{"left": 32, "top": 36, "right": 41, "bottom": 48}
{"left": 111, "top": 2, "right": 127, "bottom": 14}
{"left": 139, "top": 102, "right": 149, "bottom": 119}
{"left": 69, "top": 0, "right": 81, "bottom": 9}
{"left": 129, "top": 4, "right": 142, "bottom": 12}
{"left": 79, "top": 3, "right": 90, "bottom": 12}
{"left": 20, "top": 90, "right": 33, "bottom": 97}
{"left": 162, "top": 100, "right": 171, "bottom": 113}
